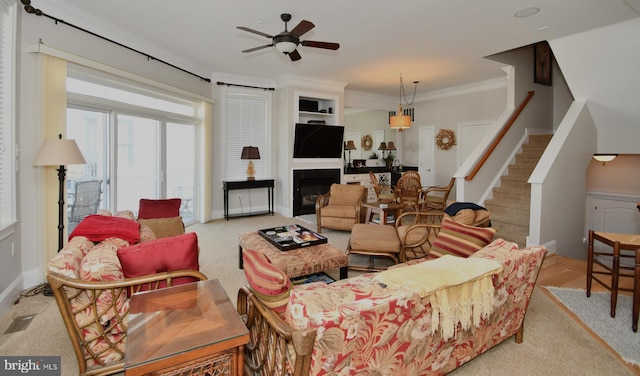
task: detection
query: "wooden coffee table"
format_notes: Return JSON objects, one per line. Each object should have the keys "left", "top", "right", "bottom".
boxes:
{"left": 362, "top": 201, "right": 403, "bottom": 225}
{"left": 125, "top": 279, "right": 249, "bottom": 375}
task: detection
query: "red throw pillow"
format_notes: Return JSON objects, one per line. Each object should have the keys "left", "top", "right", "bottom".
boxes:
{"left": 117, "top": 232, "right": 199, "bottom": 295}
{"left": 138, "top": 198, "right": 182, "bottom": 219}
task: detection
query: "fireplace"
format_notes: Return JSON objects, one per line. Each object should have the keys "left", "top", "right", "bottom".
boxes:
{"left": 293, "top": 169, "right": 341, "bottom": 216}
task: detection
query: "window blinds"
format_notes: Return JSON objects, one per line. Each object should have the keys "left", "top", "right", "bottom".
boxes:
{"left": 224, "top": 93, "right": 267, "bottom": 181}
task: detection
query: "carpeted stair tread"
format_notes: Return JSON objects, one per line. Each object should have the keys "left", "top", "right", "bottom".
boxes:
{"left": 491, "top": 188, "right": 531, "bottom": 203}
{"left": 491, "top": 220, "right": 527, "bottom": 247}
{"left": 499, "top": 176, "right": 531, "bottom": 191}
{"left": 484, "top": 133, "right": 552, "bottom": 246}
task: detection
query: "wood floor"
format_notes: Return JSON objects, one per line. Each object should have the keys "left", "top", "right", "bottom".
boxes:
{"left": 539, "top": 253, "right": 635, "bottom": 293}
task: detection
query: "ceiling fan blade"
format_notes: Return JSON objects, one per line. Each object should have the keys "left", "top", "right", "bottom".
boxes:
{"left": 242, "top": 44, "right": 273, "bottom": 53}
{"left": 301, "top": 40, "right": 340, "bottom": 50}
{"left": 288, "top": 49, "right": 302, "bottom": 61}
{"left": 290, "top": 20, "right": 314, "bottom": 38}
{"left": 237, "top": 26, "right": 273, "bottom": 39}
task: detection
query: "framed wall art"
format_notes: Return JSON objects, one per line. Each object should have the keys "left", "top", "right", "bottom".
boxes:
{"left": 534, "top": 41, "right": 552, "bottom": 86}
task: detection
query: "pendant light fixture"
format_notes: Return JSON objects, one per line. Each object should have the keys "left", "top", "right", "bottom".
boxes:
{"left": 390, "top": 74, "right": 419, "bottom": 132}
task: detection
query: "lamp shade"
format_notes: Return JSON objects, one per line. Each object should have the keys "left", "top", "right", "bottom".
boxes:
{"left": 378, "top": 142, "right": 387, "bottom": 151}
{"left": 344, "top": 140, "right": 357, "bottom": 150}
{"left": 241, "top": 146, "right": 260, "bottom": 160}
{"left": 390, "top": 115, "right": 412, "bottom": 130}
{"left": 33, "top": 135, "right": 86, "bottom": 166}
{"left": 386, "top": 141, "right": 396, "bottom": 150}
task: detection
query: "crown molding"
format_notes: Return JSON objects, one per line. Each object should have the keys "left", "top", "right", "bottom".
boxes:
{"left": 415, "top": 77, "right": 508, "bottom": 102}
{"left": 213, "top": 72, "right": 276, "bottom": 90}
{"left": 276, "top": 74, "right": 347, "bottom": 92}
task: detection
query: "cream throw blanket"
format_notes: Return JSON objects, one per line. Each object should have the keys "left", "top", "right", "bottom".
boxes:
{"left": 373, "top": 255, "right": 503, "bottom": 340}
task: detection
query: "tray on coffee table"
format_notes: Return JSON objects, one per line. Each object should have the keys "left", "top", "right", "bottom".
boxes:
{"left": 258, "top": 225, "right": 327, "bottom": 251}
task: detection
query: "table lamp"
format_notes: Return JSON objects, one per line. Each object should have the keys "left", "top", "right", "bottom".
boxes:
{"left": 241, "top": 146, "right": 260, "bottom": 181}
{"left": 344, "top": 140, "right": 356, "bottom": 167}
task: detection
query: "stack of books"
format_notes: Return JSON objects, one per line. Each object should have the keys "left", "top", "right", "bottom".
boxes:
{"left": 371, "top": 215, "right": 395, "bottom": 224}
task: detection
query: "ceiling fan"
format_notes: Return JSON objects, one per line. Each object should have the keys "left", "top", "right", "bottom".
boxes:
{"left": 237, "top": 13, "right": 340, "bottom": 61}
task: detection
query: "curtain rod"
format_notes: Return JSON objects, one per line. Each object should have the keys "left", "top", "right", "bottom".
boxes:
{"left": 21, "top": 1, "right": 212, "bottom": 83}
{"left": 216, "top": 81, "right": 275, "bottom": 91}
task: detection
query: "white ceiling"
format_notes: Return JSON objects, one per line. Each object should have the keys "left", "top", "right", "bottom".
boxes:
{"left": 45, "top": 0, "right": 638, "bottom": 97}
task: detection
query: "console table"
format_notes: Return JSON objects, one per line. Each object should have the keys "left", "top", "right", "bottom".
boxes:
{"left": 223, "top": 179, "right": 274, "bottom": 220}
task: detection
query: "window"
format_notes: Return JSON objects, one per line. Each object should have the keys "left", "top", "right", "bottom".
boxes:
{"left": 66, "top": 69, "right": 201, "bottom": 224}
{"left": 0, "top": 0, "right": 16, "bottom": 230}
{"left": 223, "top": 89, "right": 271, "bottom": 181}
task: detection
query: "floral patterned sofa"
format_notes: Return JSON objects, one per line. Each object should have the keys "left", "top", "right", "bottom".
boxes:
{"left": 46, "top": 209, "right": 206, "bottom": 376}
{"left": 237, "top": 238, "right": 547, "bottom": 375}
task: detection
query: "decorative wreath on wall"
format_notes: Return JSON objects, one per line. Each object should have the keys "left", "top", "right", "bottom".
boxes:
{"left": 436, "top": 129, "right": 457, "bottom": 150}
{"left": 361, "top": 134, "right": 373, "bottom": 151}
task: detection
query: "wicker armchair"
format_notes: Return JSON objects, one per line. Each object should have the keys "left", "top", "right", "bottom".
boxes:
{"left": 315, "top": 184, "right": 367, "bottom": 233}
{"left": 47, "top": 270, "right": 207, "bottom": 376}
{"left": 395, "top": 211, "right": 442, "bottom": 261}
{"left": 237, "top": 286, "right": 316, "bottom": 376}
{"left": 394, "top": 175, "right": 422, "bottom": 212}
{"left": 422, "top": 177, "right": 455, "bottom": 211}
{"left": 368, "top": 171, "right": 395, "bottom": 202}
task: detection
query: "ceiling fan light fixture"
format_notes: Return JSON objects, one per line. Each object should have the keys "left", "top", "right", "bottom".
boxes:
{"left": 275, "top": 41, "right": 298, "bottom": 54}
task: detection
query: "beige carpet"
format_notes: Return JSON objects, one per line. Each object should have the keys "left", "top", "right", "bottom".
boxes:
{"left": 0, "top": 213, "right": 634, "bottom": 375}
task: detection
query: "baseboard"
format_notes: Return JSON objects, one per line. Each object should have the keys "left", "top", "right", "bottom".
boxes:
{"left": 0, "top": 275, "right": 24, "bottom": 319}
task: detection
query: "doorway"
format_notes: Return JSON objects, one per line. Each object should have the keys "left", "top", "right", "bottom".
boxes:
{"left": 418, "top": 126, "right": 435, "bottom": 186}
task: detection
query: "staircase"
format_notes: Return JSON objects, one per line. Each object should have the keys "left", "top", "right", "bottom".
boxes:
{"left": 484, "top": 134, "right": 553, "bottom": 247}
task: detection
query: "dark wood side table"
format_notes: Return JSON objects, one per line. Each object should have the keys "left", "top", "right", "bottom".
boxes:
{"left": 125, "top": 279, "right": 249, "bottom": 375}
{"left": 223, "top": 179, "right": 275, "bottom": 220}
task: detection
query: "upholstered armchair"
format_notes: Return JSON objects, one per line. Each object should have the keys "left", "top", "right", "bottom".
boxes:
{"left": 315, "top": 183, "right": 367, "bottom": 233}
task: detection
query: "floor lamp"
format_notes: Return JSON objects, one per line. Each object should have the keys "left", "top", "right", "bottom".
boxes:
{"left": 33, "top": 134, "right": 86, "bottom": 252}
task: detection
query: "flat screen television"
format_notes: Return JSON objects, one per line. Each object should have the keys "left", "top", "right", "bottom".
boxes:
{"left": 293, "top": 123, "right": 344, "bottom": 159}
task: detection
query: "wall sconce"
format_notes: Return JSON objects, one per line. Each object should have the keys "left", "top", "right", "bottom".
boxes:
{"left": 592, "top": 154, "right": 618, "bottom": 165}
{"left": 241, "top": 146, "right": 260, "bottom": 180}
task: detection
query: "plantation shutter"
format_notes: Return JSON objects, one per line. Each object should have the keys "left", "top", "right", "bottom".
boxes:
{"left": 224, "top": 92, "right": 267, "bottom": 181}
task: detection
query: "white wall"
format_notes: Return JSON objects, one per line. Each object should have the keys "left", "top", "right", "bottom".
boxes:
{"left": 397, "top": 86, "right": 508, "bottom": 190}
{"left": 551, "top": 18, "right": 640, "bottom": 154}
{"left": 529, "top": 101, "right": 598, "bottom": 259}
